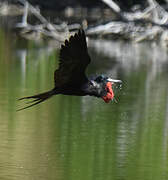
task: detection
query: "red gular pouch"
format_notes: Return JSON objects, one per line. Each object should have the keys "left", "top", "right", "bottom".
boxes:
{"left": 102, "top": 82, "right": 114, "bottom": 103}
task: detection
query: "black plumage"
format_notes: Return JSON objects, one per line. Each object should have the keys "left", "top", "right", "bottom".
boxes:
{"left": 54, "top": 30, "right": 90, "bottom": 88}
{"left": 18, "top": 30, "right": 121, "bottom": 111}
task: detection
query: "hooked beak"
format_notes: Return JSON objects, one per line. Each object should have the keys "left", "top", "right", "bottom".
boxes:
{"left": 107, "top": 78, "right": 122, "bottom": 83}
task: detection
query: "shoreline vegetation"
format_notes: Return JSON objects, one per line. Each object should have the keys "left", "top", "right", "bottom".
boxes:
{"left": 1, "top": 0, "right": 168, "bottom": 44}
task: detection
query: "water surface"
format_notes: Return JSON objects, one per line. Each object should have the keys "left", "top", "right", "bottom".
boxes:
{"left": 0, "top": 29, "right": 168, "bottom": 180}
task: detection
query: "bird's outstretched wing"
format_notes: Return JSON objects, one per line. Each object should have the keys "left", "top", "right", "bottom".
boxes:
{"left": 54, "top": 29, "right": 91, "bottom": 88}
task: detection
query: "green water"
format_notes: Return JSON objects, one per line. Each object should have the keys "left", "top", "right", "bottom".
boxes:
{"left": 0, "top": 29, "right": 168, "bottom": 180}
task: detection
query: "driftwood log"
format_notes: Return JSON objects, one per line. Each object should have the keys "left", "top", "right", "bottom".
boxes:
{"left": 15, "top": 0, "right": 82, "bottom": 41}
{"left": 87, "top": 0, "right": 168, "bottom": 42}
{"left": 4, "top": 0, "right": 168, "bottom": 43}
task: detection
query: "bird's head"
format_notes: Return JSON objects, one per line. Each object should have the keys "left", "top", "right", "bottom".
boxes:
{"left": 94, "top": 75, "right": 122, "bottom": 103}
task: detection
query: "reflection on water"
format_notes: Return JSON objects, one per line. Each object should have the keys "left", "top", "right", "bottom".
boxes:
{"left": 0, "top": 28, "right": 168, "bottom": 180}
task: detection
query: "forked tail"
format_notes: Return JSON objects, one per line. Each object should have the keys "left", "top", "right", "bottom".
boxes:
{"left": 17, "top": 89, "right": 55, "bottom": 111}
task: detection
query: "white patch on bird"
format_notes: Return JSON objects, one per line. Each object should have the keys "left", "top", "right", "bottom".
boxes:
{"left": 90, "top": 80, "right": 100, "bottom": 88}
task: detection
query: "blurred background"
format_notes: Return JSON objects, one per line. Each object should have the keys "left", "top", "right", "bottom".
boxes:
{"left": 0, "top": 0, "right": 168, "bottom": 180}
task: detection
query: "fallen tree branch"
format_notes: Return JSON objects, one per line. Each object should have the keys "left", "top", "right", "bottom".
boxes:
{"left": 16, "top": 0, "right": 69, "bottom": 42}
{"left": 101, "top": 0, "right": 127, "bottom": 21}
{"left": 87, "top": 0, "right": 168, "bottom": 42}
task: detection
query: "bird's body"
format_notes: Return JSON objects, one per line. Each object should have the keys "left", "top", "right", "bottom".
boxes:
{"left": 18, "top": 30, "right": 121, "bottom": 111}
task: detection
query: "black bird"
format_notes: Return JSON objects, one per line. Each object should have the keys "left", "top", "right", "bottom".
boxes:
{"left": 18, "top": 30, "right": 121, "bottom": 111}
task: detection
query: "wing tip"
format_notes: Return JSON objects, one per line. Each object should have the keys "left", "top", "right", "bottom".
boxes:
{"left": 62, "top": 28, "right": 86, "bottom": 49}
{"left": 78, "top": 29, "right": 85, "bottom": 38}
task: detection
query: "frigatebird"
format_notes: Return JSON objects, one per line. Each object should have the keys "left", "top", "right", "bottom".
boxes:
{"left": 18, "top": 29, "right": 121, "bottom": 111}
